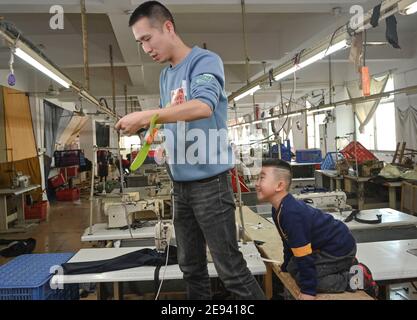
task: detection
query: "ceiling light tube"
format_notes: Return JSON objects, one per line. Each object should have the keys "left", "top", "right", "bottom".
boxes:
{"left": 14, "top": 48, "right": 71, "bottom": 88}
{"left": 264, "top": 112, "right": 303, "bottom": 122}
{"left": 234, "top": 85, "right": 261, "bottom": 102}
{"left": 307, "top": 106, "right": 336, "bottom": 114}
{"left": 286, "top": 112, "right": 303, "bottom": 118}
{"left": 274, "top": 39, "right": 348, "bottom": 82}
{"left": 274, "top": 66, "right": 297, "bottom": 81}
{"left": 399, "top": 0, "right": 417, "bottom": 15}
{"left": 252, "top": 120, "right": 263, "bottom": 125}
{"left": 298, "top": 39, "right": 348, "bottom": 69}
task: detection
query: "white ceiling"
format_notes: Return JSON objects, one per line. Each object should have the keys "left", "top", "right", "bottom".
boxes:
{"left": 0, "top": 0, "right": 416, "bottom": 118}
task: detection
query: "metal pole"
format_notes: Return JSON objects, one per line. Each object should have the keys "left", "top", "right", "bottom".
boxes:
{"left": 328, "top": 55, "right": 332, "bottom": 105}
{"left": 88, "top": 147, "right": 96, "bottom": 235}
{"left": 241, "top": 0, "right": 250, "bottom": 85}
{"left": 234, "top": 165, "right": 246, "bottom": 244}
{"left": 80, "top": 0, "right": 89, "bottom": 90}
{"left": 109, "top": 45, "right": 116, "bottom": 114}
{"left": 117, "top": 130, "right": 125, "bottom": 195}
{"left": 124, "top": 84, "right": 128, "bottom": 115}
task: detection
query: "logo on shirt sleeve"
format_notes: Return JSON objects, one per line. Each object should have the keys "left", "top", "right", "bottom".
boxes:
{"left": 195, "top": 73, "right": 215, "bottom": 85}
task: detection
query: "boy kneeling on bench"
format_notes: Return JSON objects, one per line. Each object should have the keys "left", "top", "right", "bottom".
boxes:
{"left": 256, "top": 159, "right": 357, "bottom": 300}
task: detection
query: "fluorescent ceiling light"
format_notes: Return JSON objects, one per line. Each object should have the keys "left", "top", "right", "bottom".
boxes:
{"left": 274, "top": 66, "right": 297, "bottom": 81}
{"left": 307, "top": 106, "right": 335, "bottom": 114}
{"left": 299, "top": 39, "right": 348, "bottom": 68}
{"left": 14, "top": 48, "right": 71, "bottom": 88}
{"left": 265, "top": 112, "right": 303, "bottom": 122}
{"left": 285, "top": 112, "right": 303, "bottom": 118}
{"left": 234, "top": 85, "right": 261, "bottom": 102}
{"left": 399, "top": 0, "right": 417, "bottom": 15}
{"left": 274, "top": 39, "right": 348, "bottom": 82}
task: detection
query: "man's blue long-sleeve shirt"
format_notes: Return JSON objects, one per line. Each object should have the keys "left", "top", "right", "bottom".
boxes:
{"left": 159, "top": 46, "right": 234, "bottom": 182}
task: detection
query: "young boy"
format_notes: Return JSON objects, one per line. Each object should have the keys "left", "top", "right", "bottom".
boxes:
{"left": 255, "top": 159, "right": 357, "bottom": 300}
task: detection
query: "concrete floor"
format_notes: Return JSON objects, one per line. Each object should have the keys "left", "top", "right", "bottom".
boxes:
{"left": 0, "top": 198, "right": 189, "bottom": 300}
{"left": 0, "top": 198, "right": 103, "bottom": 266}
{"left": 3, "top": 197, "right": 416, "bottom": 300}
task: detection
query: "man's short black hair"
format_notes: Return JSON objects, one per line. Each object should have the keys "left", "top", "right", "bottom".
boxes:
{"left": 128, "top": 1, "right": 175, "bottom": 30}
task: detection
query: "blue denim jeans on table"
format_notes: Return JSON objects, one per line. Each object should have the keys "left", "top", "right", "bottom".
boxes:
{"left": 173, "top": 172, "right": 266, "bottom": 300}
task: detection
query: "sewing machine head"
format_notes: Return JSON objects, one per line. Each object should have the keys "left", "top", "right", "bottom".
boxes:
{"left": 104, "top": 198, "right": 164, "bottom": 229}
{"left": 294, "top": 191, "right": 351, "bottom": 212}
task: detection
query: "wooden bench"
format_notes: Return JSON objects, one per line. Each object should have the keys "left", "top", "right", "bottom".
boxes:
{"left": 401, "top": 181, "right": 417, "bottom": 216}
{"left": 235, "top": 206, "right": 374, "bottom": 300}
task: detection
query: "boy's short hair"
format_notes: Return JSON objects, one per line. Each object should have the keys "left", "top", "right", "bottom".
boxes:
{"left": 262, "top": 158, "right": 292, "bottom": 191}
{"left": 128, "top": 1, "right": 176, "bottom": 30}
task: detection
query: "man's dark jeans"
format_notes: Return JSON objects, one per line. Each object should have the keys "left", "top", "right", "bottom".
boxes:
{"left": 173, "top": 172, "right": 266, "bottom": 300}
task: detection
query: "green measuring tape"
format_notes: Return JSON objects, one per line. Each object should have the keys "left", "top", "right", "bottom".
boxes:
{"left": 130, "top": 114, "right": 160, "bottom": 171}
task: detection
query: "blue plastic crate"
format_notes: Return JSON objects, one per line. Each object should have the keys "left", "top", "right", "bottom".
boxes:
{"left": 321, "top": 152, "right": 344, "bottom": 170}
{"left": 0, "top": 253, "right": 78, "bottom": 300}
{"left": 270, "top": 140, "right": 292, "bottom": 161}
{"left": 295, "top": 149, "right": 322, "bottom": 163}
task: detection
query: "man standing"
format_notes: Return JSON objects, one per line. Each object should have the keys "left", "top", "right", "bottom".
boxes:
{"left": 116, "top": 1, "right": 265, "bottom": 300}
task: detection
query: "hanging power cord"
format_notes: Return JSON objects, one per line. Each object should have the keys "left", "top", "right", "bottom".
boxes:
{"left": 324, "top": 25, "right": 345, "bottom": 56}
{"left": 235, "top": 71, "right": 298, "bottom": 147}
{"left": 122, "top": 203, "right": 134, "bottom": 239}
{"left": 155, "top": 187, "right": 175, "bottom": 300}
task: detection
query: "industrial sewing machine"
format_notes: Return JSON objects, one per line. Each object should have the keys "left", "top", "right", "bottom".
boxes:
{"left": 104, "top": 198, "right": 165, "bottom": 228}
{"left": 103, "top": 197, "right": 173, "bottom": 252}
{"left": 293, "top": 191, "right": 351, "bottom": 212}
{"left": 12, "top": 172, "right": 31, "bottom": 189}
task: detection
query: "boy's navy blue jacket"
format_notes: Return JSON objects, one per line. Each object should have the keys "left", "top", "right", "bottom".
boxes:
{"left": 271, "top": 193, "right": 356, "bottom": 296}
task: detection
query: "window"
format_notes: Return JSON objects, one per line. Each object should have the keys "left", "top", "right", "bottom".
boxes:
{"left": 355, "top": 116, "right": 375, "bottom": 150}
{"left": 307, "top": 113, "right": 326, "bottom": 149}
{"left": 120, "top": 135, "right": 141, "bottom": 157}
{"left": 356, "top": 75, "right": 396, "bottom": 151}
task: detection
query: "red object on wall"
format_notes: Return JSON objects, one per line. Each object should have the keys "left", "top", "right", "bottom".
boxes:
{"left": 25, "top": 201, "right": 48, "bottom": 221}
{"left": 56, "top": 188, "right": 80, "bottom": 201}
{"left": 340, "top": 141, "right": 378, "bottom": 164}
{"left": 361, "top": 66, "right": 371, "bottom": 96}
{"left": 230, "top": 168, "right": 250, "bottom": 193}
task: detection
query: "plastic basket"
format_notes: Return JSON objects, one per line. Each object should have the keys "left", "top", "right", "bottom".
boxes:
{"left": 0, "top": 253, "right": 78, "bottom": 300}
{"left": 56, "top": 188, "right": 80, "bottom": 201}
{"left": 54, "top": 150, "right": 85, "bottom": 168}
{"left": 270, "top": 140, "right": 292, "bottom": 161}
{"left": 25, "top": 201, "right": 48, "bottom": 221}
{"left": 48, "top": 173, "right": 66, "bottom": 189}
{"left": 321, "top": 152, "right": 344, "bottom": 170}
{"left": 340, "top": 141, "right": 377, "bottom": 164}
{"left": 295, "top": 149, "right": 322, "bottom": 163}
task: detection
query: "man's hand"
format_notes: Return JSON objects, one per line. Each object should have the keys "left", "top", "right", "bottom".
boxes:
{"left": 298, "top": 293, "right": 316, "bottom": 300}
{"left": 115, "top": 110, "right": 154, "bottom": 136}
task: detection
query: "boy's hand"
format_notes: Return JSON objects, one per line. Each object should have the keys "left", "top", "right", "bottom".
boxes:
{"left": 115, "top": 110, "right": 154, "bottom": 136}
{"left": 298, "top": 293, "right": 316, "bottom": 300}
